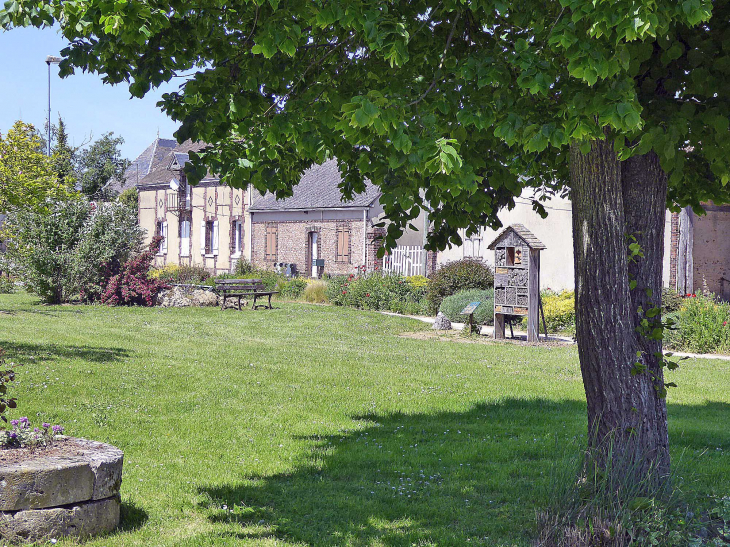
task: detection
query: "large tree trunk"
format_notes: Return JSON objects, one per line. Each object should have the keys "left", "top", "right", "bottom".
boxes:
{"left": 571, "top": 139, "right": 670, "bottom": 486}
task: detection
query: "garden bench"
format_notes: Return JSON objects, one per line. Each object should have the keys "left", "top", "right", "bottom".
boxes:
{"left": 214, "top": 278, "right": 278, "bottom": 310}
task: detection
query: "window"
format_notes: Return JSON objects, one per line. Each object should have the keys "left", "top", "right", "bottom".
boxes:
{"left": 180, "top": 219, "right": 191, "bottom": 257}
{"left": 156, "top": 220, "right": 167, "bottom": 255}
{"left": 336, "top": 225, "right": 351, "bottom": 263}
{"left": 201, "top": 220, "right": 219, "bottom": 256}
{"left": 265, "top": 224, "right": 277, "bottom": 261}
{"left": 231, "top": 220, "right": 243, "bottom": 256}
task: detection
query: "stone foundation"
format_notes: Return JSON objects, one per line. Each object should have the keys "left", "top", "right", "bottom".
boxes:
{"left": 0, "top": 438, "right": 123, "bottom": 543}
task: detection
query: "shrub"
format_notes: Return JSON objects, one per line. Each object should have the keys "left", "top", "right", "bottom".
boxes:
{"left": 406, "top": 275, "right": 429, "bottom": 291}
{"left": 2, "top": 198, "right": 143, "bottom": 304}
{"left": 117, "top": 187, "right": 138, "bottom": 214}
{"left": 3, "top": 199, "right": 89, "bottom": 304}
{"left": 541, "top": 290, "right": 576, "bottom": 334}
{"left": 426, "top": 258, "right": 494, "bottom": 313}
{"left": 74, "top": 201, "right": 144, "bottom": 302}
{"left": 234, "top": 258, "right": 255, "bottom": 276}
{"left": 663, "top": 294, "right": 730, "bottom": 354}
{"left": 439, "top": 289, "right": 495, "bottom": 325}
{"left": 101, "top": 237, "right": 168, "bottom": 306}
{"left": 303, "top": 280, "right": 328, "bottom": 303}
{"left": 327, "top": 272, "right": 429, "bottom": 314}
{"left": 662, "top": 287, "right": 684, "bottom": 313}
{"left": 153, "top": 264, "right": 210, "bottom": 285}
{"left": 280, "top": 278, "right": 307, "bottom": 299}
{"left": 0, "top": 276, "right": 15, "bottom": 294}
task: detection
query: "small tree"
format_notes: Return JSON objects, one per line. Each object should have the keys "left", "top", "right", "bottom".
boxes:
{"left": 117, "top": 187, "right": 139, "bottom": 215}
{"left": 77, "top": 133, "right": 130, "bottom": 198}
{"left": 0, "top": 121, "right": 75, "bottom": 213}
{"left": 52, "top": 117, "right": 77, "bottom": 189}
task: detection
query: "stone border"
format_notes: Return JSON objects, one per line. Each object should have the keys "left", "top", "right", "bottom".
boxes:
{"left": 0, "top": 438, "right": 123, "bottom": 543}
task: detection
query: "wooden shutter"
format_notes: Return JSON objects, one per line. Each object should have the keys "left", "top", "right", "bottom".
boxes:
{"left": 265, "top": 225, "right": 277, "bottom": 260}
{"left": 336, "top": 226, "right": 350, "bottom": 263}
{"left": 212, "top": 220, "right": 219, "bottom": 256}
{"left": 200, "top": 221, "right": 206, "bottom": 255}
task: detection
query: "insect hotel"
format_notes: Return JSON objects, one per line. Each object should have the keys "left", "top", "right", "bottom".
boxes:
{"left": 488, "top": 224, "right": 545, "bottom": 342}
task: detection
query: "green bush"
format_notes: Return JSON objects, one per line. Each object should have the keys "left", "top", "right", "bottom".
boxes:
{"left": 426, "top": 258, "right": 494, "bottom": 313}
{"left": 439, "top": 289, "right": 495, "bottom": 326}
{"left": 326, "top": 272, "right": 428, "bottom": 314}
{"left": 0, "top": 276, "right": 16, "bottom": 294}
{"left": 662, "top": 287, "right": 684, "bottom": 313}
{"left": 540, "top": 290, "right": 576, "bottom": 334}
{"left": 152, "top": 264, "right": 211, "bottom": 285}
{"left": 234, "top": 258, "right": 255, "bottom": 276}
{"left": 663, "top": 294, "right": 730, "bottom": 354}
{"left": 280, "top": 278, "right": 307, "bottom": 299}
{"left": 3, "top": 198, "right": 142, "bottom": 304}
{"left": 303, "top": 281, "right": 328, "bottom": 303}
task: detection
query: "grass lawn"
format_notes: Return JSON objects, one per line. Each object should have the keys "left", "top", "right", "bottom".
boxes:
{"left": 0, "top": 291, "right": 729, "bottom": 546}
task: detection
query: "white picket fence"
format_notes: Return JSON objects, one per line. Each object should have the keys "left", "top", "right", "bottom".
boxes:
{"left": 382, "top": 246, "right": 426, "bottom": 276}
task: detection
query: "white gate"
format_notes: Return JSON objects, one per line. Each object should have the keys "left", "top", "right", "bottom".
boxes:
{"left": 382, "top": 246, "right": 426, "bottom": 276}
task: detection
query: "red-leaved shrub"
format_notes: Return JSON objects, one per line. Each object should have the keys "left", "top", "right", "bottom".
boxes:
{"left": 100, "top": 236, "right": 168, "bottom": 306}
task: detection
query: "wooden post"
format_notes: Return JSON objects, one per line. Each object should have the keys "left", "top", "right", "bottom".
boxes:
{"left": 527, "top": 250, "right": 540, "bottom": 342}
{"left": 677, "top": 206, "right": 694, "bottom": 295}
{"left": 494, "top": 313, "right": 505, "bottom": 339}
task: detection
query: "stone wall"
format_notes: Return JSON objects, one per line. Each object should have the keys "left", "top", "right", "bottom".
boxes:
{"left": 251, "top": 219, "right": 367, "bottom": 276}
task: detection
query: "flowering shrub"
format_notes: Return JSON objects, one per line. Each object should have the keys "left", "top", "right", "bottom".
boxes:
{"left": 664, "top": 294, "right": 730, "bottom": 354}
{"left": 439, "top": 289, "right": 495, "bottom": 325}
{"left": 0, "top": 418, "right": 64, "bottom": 449}
{"left": 426, "top": 258, "right": 494, "bottom": 313}
{"left": 327, "top": 272, "right": 428, "bottom": 315}
{"left": 406, "top": 275, "right": 429, "bottom": 291}
{"left": 100, "top": 236, "right": 168, "bottom": 306}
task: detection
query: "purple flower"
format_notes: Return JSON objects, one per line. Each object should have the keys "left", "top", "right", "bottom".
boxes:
{"left": 9, "top": 432, "right": 17, "bottom": 439}
{"left": 52, "top": 425, "right": 64, "bottom": 434}
{"left": 10, "top": 420, "right": 18, "bottom": 426}
{"left": 33, "top": 428, "right": 39, "bottom": 432}
{"left": 42, "top": 423, "right": 50, "bottom": 429}
{"left": 19, "top": 417, "right": 28, "bottom": 424}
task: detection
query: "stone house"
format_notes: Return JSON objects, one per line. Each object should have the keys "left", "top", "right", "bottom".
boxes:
{"left": 136, "top": 140, "right": 248, "bottom": 275}
{"left": 248, "top": 160, "right": 390, "bottom": 277}
{"left": 131, "top": 140, "right": 424, "bottom": 277}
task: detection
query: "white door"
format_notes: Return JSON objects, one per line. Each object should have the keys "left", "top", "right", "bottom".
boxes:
{"left": 310, "top": 232, "right": 318, "bottom": 278}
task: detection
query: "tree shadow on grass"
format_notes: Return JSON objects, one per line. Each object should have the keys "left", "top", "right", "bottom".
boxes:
{"left": 197, "top": 398, "right": 730, "bottom": 546}
{"left": 118, "top": 499, "right": 149, "bottom": 532}
{"left": 199, "top": 399, "right": 588, "bottom": 546}
{"left": 0, "top": 341, "right": 131, "bottom": 364}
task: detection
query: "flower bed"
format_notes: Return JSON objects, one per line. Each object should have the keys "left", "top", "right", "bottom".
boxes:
{"left": 326, "top": 272, "right": 428, "bottom": 315}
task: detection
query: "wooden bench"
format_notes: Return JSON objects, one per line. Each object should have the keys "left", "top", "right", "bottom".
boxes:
{"left": 214, "top": 278, "right": 278, "bottom": 310}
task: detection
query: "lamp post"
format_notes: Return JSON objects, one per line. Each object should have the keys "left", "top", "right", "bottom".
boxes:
{"left": 45, "top": 55, "right": 62, "bottom": 156}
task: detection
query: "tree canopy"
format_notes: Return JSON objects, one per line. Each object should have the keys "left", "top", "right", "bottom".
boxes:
{"left": 2, "top": 0, "right": 726, "bottom": 248}
{"left": 0, "top": 120, "right": 75, "bottom": 213}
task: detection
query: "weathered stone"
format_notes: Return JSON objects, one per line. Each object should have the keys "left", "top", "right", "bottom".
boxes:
{"left": 0, "top": 439, "right": 123, "bottom": 511}
{"left": 189, "top": 289, "right": 217, "bottom": 307}
{"left": 0, "top": 496, "right": 120, "bottom": 543}
{"left": 432, "top": 312, "right": 452, "bottom": 331}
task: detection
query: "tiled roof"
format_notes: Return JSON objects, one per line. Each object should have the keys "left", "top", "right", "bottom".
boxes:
{"left": 487, "top": 223, "right": 547, "bottom": 250}
{"left": 115, "top": 138, "right": 177, "bottom": 192}
{"left": 249, "top": 159, "right": 381, "bottom": 211}
{"left": 138, "top": 141, "right": 217, "bottom": 186}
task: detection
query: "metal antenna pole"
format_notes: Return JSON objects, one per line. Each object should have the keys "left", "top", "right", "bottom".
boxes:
{"left": 47, "top": 60, "right": 51, "bottom": 156}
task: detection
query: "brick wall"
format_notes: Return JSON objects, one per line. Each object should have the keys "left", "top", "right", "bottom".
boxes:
{"left": 252, "top": 219, "right": 367, "bottom": 276}
{"left": 366, "top": 227, "right": 386, "bottom": 271}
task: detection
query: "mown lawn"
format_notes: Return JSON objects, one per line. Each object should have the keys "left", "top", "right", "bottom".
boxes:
{"left": 0, "top": 292, "right": 728, "bottom": 546}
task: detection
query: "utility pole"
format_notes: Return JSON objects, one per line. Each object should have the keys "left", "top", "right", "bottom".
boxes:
{"left": 45, "top": 56, "right": 62, "bottom": 156}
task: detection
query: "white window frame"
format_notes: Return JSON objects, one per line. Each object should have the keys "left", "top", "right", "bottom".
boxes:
{"left": 232, "top": 220, "right": 243, "bottom": 257}
{"left": 180, "top": 219, "right": 191, "bottom": 257}
{"left": 156, "top": 220, "right": 167, "bottom": 255}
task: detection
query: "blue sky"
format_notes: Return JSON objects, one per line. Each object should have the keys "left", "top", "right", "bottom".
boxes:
{"left": 0, "top": 26, "right": 180, "bottom": 160}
